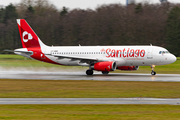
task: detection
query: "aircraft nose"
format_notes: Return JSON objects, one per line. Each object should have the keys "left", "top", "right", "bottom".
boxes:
{"left": 170, "top": 54, "right": 176, "bottom": 63}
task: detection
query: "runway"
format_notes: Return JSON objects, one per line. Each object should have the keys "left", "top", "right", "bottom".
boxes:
{"left": 0, "top": 71, "right": 180, "bottom": 105}
{"left": 0, "top": 98, "right": 180, "bottom": 105}
{"left": 0, "top": 70, "right": 179, "bottom": 81}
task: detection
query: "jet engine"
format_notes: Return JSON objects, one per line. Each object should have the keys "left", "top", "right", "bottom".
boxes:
{"left": 117, "top": 66, "right": 139, "bottom": 71}
{"left": 92, "top": 61, "right": 116, "bottom": 71}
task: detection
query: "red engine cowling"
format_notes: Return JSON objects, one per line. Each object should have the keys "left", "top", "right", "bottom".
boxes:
{"left": 93, "top": 61, "right": 116, "bottom": 71}
{"left": 117, "top": 66, "right": 139, "bottom": 71}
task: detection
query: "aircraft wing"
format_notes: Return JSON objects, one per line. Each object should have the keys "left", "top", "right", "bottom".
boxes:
{"left": 46, "top": 54, "right": 110, "bottom": 64}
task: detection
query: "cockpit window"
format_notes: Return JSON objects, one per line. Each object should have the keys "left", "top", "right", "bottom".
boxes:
{"left": 159, "top": 51, "right": 169, "bottom": 54}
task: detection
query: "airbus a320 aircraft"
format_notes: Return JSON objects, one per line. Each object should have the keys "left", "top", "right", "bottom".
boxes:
{"left": 8, "top": 19, "right": 176, "bottom": 75}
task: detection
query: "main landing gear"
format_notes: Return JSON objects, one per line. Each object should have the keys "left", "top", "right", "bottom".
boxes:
{"left": 102, "top": 71, "right": 109, "bottom": 75}
{"left": 151, "top": 65, "right": 156, "bottom": 75}
{"left": 86, "top": 69, "right": 109, "bottom": 75}
{"left": 86, "top": 69, "right": 93, "bottom": 75}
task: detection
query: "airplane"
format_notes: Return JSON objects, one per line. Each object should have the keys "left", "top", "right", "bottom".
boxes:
{"left": 6, "top": 19, "right": 177, "bottom": 75}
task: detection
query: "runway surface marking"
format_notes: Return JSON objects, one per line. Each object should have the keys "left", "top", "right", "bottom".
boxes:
{"left": 0, "top": 98, "right": 180, "bottom": 105}
{"left": 0, "top": 70, "right": 179, "bottom": 81}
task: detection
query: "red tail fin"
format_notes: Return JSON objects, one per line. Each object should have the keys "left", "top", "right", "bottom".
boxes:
{"left": 16, "top": 19, "right": 58, "bottom": 64}
{"left": 17, "top": 19, "right": 45, "bottom": 48}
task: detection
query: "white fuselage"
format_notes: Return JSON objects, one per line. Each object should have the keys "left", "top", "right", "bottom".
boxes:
{"left": 32, "top": 45, "right": 176, "bottom": 67}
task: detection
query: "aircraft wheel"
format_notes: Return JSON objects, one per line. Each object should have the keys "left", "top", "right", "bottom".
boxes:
{"left": 151, "top": 71, "right": 156, "bottom": 75}
{"left": 102, "top": 71, "right": 109, "bottom": 75}
{"left": 86, "top": 70, "right": 93, "bottom": 75}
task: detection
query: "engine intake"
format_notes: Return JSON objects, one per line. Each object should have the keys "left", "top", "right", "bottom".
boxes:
{"left": 93, "top": 61, "right": 116, "bottom": 71}
{"left": 117, "top": 66, "right": 139, "bottom": 71}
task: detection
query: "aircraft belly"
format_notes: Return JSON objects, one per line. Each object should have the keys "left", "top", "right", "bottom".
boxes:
{"left": 115, "top": 58, "right": 126, "bottom": 66}
{"left": 125, "top": 60, "right": 142, "bottom": 66}
{"left": 125, "top": 59, "right": 147, "bottom": 66}
{"left": 55, "top": 58, "right": 80, "bottom": 66}
{"left": 45, "top": 56, "right": 79, "bottom": 66}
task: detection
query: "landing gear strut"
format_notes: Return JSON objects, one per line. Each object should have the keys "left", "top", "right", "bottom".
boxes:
{"left": 151, "top": 65, "right": 156, "bottom": 75}
{"left": 86, "top": 69, "right": 93, "bottom": 75}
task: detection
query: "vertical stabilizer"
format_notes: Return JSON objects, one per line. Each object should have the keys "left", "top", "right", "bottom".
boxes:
{"left": 17, "top": 19, "right": 47, "bottom": 49}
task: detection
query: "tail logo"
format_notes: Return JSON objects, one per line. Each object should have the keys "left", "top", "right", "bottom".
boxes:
{"left": 22, "top": 31, "right": 33, "bottom": 42}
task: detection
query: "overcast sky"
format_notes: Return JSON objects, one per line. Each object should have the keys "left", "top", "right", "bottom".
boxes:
{"left": 1, "top": 0, "right": 180, "bottom": 9}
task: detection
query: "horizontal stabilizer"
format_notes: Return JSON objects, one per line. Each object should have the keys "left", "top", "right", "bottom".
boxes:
{"left": 4, "top": 49, "right": 33, "bottom": 55}
{"left": 4, "top": 50, "right": 14, "bottom": 52}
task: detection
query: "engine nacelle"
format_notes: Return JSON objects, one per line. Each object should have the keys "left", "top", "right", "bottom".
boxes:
{"left": 117, "top": 66, "right": 139, "bottom": 71}
{"left": 93, "top": 61, "right": 116, "bottom": 71}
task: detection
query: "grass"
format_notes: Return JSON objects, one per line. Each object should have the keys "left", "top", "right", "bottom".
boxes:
{"left": 0, "top": 105, "right": 180, "bottom": 120}
{"left": 0, "top": 79, "right": 180, "bottom": 98}
{"left": 0, "top": 54, "right": 25, "bottom": 60}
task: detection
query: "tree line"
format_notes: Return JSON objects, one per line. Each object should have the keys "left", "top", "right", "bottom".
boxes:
{"left": 1, "top": 0, "right": 180, "bottom": 56}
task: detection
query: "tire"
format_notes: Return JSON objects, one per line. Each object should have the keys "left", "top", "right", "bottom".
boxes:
{"left": 151, "top": 71, "right": 156, "bottom": 75}
{"left": 102, "top": 71, "right": 109, "bottom": 75}
{"left": 86, "top": 70, "right": 93, "bottom": 75}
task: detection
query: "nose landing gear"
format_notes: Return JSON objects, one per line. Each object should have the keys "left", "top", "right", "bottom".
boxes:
{"left": 151, "top": 65, "right": 156, "bottom": 75}
{"left": 151, "top": 71, "right": 156, "bottom": 75}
